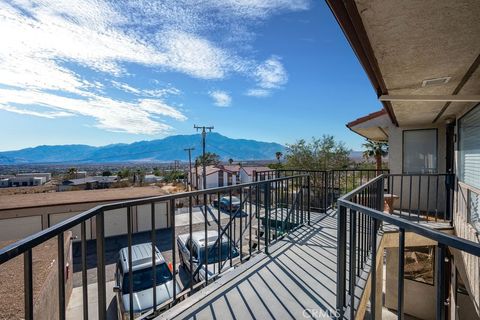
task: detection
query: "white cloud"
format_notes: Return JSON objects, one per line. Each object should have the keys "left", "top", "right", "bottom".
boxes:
{"left": 210, "top": 91, "right": 232, "bottom": 107}
{"left": 245, "top": 88, "right": 271, "bottom": 97}
{"left": 0, "top": 0, "right": 307, "bottom": 133}
{"left": 0, "top": 88, "right": 186, "bottom": 135}
{"left": 255, "top": 56, "right": 288, "bottom": 89}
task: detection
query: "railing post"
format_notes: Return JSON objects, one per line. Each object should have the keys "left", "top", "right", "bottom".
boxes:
{"left": 370, "top": 218, "right": 377, "bottom": 319}
{"left": 435, "top": 243, "right": 447, "bottom": 320}
{"left": 81, "top": 221, "right": 88, "bottom": 320}
{"left": 398, "top": 228, "right": 405, "bottom": 320}
{"left": 307, "top": 175, "right": 311, "bottom": 226}
{"left": 58, "top": 233, "right": 66, "bottom": 320}
{"left": 336, "top": 204, "right": 347, "bottom": 312}
{"left": 323, "top": 171, "right": 328, "bottom": 212}
{"left": 95, "top": 211, "right": 106, "bottom": 320}
{"left": 264, "top": 182, "right": 270, "bottom": 254}
{"left": 349, "top": 209, "right": 357, "bottom": 320}
{"left": 24, "top": 249, "right": 33, "bottom": 320}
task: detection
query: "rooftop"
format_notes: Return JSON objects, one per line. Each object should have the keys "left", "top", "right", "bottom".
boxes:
{"left": 0, "top": 186, "right": 167, "bottom": 210}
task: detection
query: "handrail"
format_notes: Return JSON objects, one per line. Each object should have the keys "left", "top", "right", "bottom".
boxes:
{"left": 338, "top": 198, "right": 480, "bottom": 256}
{"left": 336, "top": 174, "right": 480, "bottom": 320}
{"left": 0, "top": 175, "right": 307, "bottom": 264}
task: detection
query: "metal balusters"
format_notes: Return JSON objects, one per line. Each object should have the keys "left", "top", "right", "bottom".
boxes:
{"left": 24, "top": 249, "right": 33, "bottom": 320}
{"left": 58, "top": 233, "right": 66, "bottom": 320}
{"left": 151, "top": 203, "right": 157, "bottom": 312}
{"left": 170, "top": 199, "right": 177, "bottom": 301}
{"left": 370, "top": 218, "right": 378, "bottom": 319}
{"left": 127, "top": 207, "right": 134, "bottom": 320}
{"left": 398, "top": 228, "right": 405, "bottom": 320}
{"left": 239, "top": 188, "right": 243, "bottom": 262}
{"left": 81, "top": 221, "right": 88, "bottom": 320}
{"left": 349, "top": 209, "right": 357, "bottom": 320}
{"left": 217, "top": 192, "right": 221, "bottom": 278}
{"left": 95, "top": 211, "right": 106, "bottom": 320}
{"left": 435, "top": 244, "right": 446, "bottom": 320}
{"left": 417, "top": 176, "right": 422, "bottom": 222}
{"left": 248, "top": 187, "right": 253, "bottom": 256}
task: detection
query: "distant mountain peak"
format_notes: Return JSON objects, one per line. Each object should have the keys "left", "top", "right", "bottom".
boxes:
{"left": 0, "top": 134, "right": 286, "bottom": 164}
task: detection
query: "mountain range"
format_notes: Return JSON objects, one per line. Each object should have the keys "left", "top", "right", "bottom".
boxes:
{"left": 0, "top": 133, "right": 286, "bottom": 164}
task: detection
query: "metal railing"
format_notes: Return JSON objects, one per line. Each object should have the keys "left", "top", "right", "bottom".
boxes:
{"left": 336, "top": 174, "right": 480, "bottom": 320}
{"left": 385, "top": 173, "right": 455, "bottom": 223}
{"left": 255, "top": 169, "right": 389, "bottom": 212}
{"left": 0, "top": 175, "right": 309, "bottom": 320}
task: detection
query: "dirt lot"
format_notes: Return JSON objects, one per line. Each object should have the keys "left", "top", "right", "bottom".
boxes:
{"left": 0, "top": 236, "right": 62, "bottom": 319}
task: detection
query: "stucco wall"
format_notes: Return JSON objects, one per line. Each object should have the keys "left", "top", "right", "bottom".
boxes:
{"left": 0, "top": 201, "right": 169, "bottom": 242}
{"left": 34, "top": 232, "right": 73, "bottom": 320}
{"left": 385, "top": 247, "right": 436, "bottom": 320}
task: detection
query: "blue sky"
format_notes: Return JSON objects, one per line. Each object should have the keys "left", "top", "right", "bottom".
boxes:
{"left": 0, "top": 0, "right": 382, "bottom": 152}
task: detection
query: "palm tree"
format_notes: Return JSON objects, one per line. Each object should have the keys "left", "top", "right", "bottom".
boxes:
{"left": 275, "top": 151, "right": 283, "bottom": 163}
{"left": 362, "top": 140, "right": 388, "bottom": 172}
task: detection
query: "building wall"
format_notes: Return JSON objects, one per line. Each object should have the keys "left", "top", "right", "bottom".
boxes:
{"left": 452, "top": 104, "right": 480, "bottom": 315}
{"left": 387, "top": 123, "right": 448, "bottom": 214}
{"left": 385, "top": 247, "right": 436, "bottom": 320}
{"left": 388, "top": 123, "right": 447, "bottom": 175}
{"left": 0, "top": 201, "right": 169, "bottom": 242}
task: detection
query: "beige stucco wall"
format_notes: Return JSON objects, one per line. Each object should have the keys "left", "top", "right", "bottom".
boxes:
{"left": 0, "top": 200, "right": 169, "bottom": 243}
{"left": 385, "top": 247, "right": 436, "bottom": 320}
{"left": 387, "top": 124, "right": 448, "bottom": 215}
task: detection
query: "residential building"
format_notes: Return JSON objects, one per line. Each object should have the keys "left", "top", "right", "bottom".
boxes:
{"left": 144, "top": 174, "right": 163, "bottom": 184}
{"left": 190, "top": 164, "right": 267, "bottom": 189}
{"left": 59, "top": 176, "right": 118, "bottom": 191}
{"left": 239, "top": 166, "right": 271, "bottom": 183}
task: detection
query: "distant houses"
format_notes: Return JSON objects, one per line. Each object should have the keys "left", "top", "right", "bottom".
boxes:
{"left": 0, "top": 172, "right": 52, "bottom": 188}
{"left": 190, "top": 164, "right": 270, "bottom": 190}
{"left": 59, "top": 176, "right": 119, "bottom": 191}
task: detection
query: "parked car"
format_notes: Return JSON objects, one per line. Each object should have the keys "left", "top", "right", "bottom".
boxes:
{"left": 213, "top": 196, "right": 242, "bottom": 212}
{"left": 113, "top": 243, "right": 181, "bottom": 319}
{"left": 177, "top": 230, "right": 240, "bottom": 281}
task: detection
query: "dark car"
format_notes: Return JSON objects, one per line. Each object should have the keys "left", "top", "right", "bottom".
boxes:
{"left": 214, "top": 196, "right": 242, "bottom": 212}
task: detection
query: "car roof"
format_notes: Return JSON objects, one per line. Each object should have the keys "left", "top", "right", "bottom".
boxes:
{"left": 220, "top": 196, "right": 240, "bottom": 201}
{"left": 119, "top": 243, "right": 165, "bottom": 272}
{"left": 188, "top": 230, "right": 229, "bottom": 248}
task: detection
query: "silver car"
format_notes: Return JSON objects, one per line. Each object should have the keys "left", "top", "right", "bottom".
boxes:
{"left": 113, "top": 243, "right": 180, "bottom": 319}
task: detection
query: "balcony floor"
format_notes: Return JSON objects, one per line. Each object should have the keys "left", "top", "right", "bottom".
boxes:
{"left": 158, "top": 210, "right": 342, "bottom": 320}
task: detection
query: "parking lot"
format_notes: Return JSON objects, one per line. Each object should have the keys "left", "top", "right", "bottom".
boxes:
{"left": 67, "top": 204, "right": 263, "bottom": 319}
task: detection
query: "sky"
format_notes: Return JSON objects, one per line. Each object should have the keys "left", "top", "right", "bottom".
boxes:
{"left": 0, "top": 0, "right": 383, "bottom": 152}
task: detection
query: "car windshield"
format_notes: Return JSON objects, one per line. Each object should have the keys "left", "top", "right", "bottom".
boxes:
{"left": 222, "top": 197, "right": 240, "bottom": 204}
{"left": 199, "top": 241, "right": 239, "bottom": 264}
{"left": 122, "top": 263, "right": 172, "bottom": 294}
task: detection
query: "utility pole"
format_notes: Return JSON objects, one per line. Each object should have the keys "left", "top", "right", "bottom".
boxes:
{"left": 184, "top": 147, "right": 195, "bottom": 190}
{"left": 194, "top": 125, "right": 214, "bottom": 190}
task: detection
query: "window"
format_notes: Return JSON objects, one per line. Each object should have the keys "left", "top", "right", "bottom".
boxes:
{"left": 218, "top": 171, "right": 224, "bottom": 187}
{"left": 459, "top": 104, "right": 480, "bottom": 228}
{"left": 227, "top": 173, "right": 233, "bottom": 185}
{"left": 403, "top": 129, "right": 437, "bottom": 173}
{"left": 122, "top": 263, "right": 173, "bottom": 293}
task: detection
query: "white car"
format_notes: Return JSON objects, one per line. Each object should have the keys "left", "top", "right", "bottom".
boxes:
{"left": 113, "top": 243, "right": 181, "bottom": 319}
{"left": 177, "top": 230, "right": 240, "bottom": 281}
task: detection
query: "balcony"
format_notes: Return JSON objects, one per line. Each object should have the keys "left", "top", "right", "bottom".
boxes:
{"left": 0, "top": 170, "right": 479, "bottom": 319}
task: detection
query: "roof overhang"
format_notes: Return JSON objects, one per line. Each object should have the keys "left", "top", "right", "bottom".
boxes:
{"left": 347, "top": 110, "right": 389, "bottom": 141}
{"left": 326, "top": 0, "right": 480, "bottom": 127}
